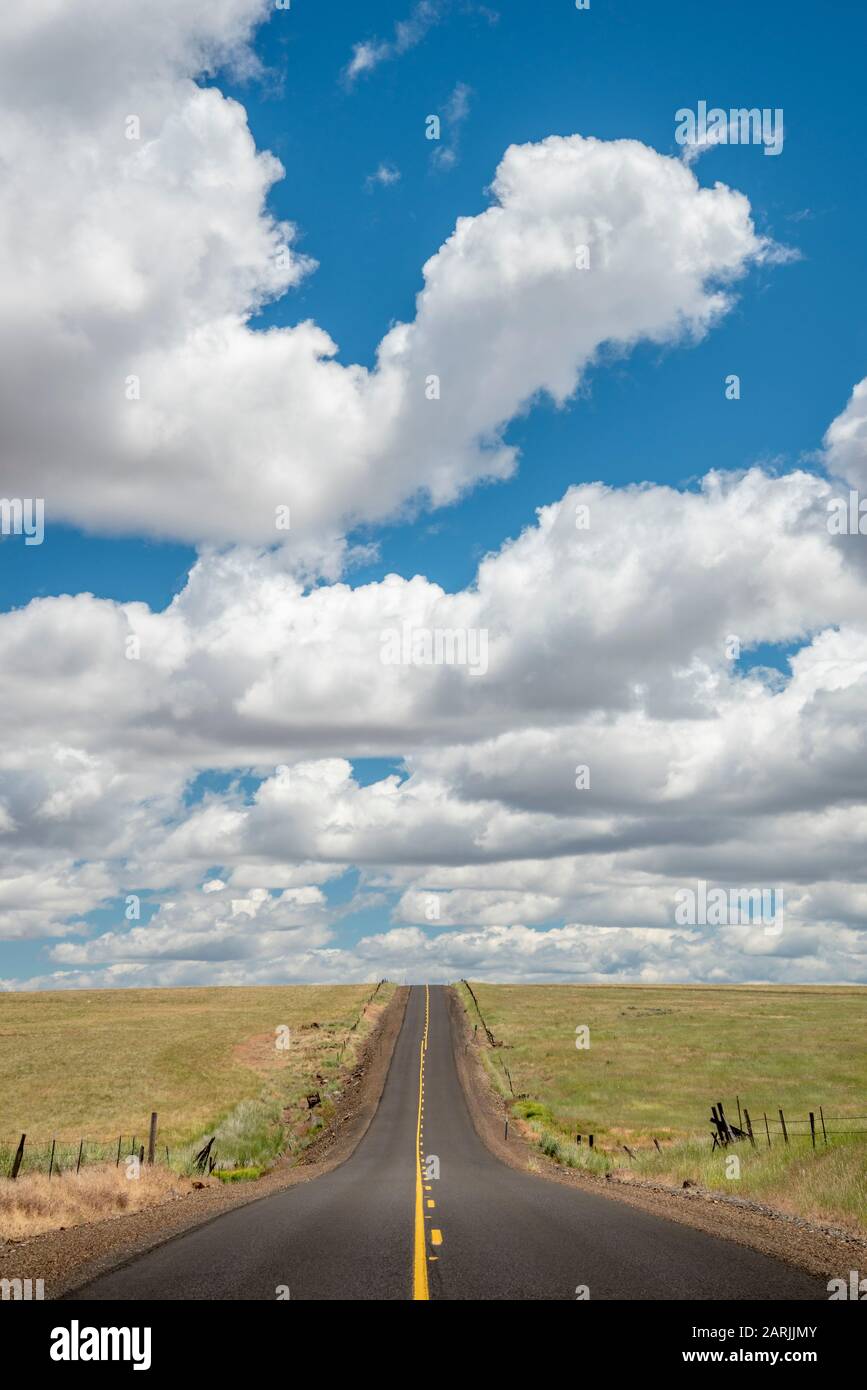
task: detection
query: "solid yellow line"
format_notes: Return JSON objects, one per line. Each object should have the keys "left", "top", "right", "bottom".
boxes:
{"left": 413, "top": 988, "right": 430, "bottom": 1301}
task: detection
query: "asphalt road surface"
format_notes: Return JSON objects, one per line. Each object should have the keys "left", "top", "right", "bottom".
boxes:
{"left": 70, "top": 986, "right": 826, "bottom": 1301}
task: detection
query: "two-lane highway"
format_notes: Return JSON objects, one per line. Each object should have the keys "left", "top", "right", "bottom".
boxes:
{"left": 70, "top": 986, "right": 825, "bottom": 1301}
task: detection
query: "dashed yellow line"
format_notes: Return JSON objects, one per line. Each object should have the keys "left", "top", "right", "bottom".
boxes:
{"left": 413, "top": 985, "right": 431, "bottom": 1300}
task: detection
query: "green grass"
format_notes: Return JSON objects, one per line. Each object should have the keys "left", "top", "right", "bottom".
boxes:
{"left": 631, "top": 1134, "right": 867, "bottom": 1227}
{"left": 0, "top": 983, "right": 394, "bottom": 1176}
{"left": 456, "top": 981, "right": 867, "bottom": 1230}
{"left": 215, "top": 1166, "right": 268, "bottom": 1183}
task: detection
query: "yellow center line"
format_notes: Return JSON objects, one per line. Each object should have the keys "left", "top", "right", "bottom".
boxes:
{"left": 413, "top": 985, "right": 431, "bottom": 1300}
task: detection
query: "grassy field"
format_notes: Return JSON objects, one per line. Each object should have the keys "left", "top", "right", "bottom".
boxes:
{"left": 456, "top": 982, "right": 867, "bottom": 1231}
{"left": 0, "top": 982, "right": 394, "bottom": 1176}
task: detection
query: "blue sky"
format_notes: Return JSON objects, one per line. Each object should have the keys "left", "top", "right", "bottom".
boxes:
{"left": 2, "top": 0, "right": 867, "bottom": 987}
{"left": 6, "top": 0, "right": 866, "bottom": 607}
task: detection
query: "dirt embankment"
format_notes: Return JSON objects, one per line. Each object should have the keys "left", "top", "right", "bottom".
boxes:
{"left": 447, "top": 986, "right": 867, "bottom": 1282}
{"left": 0, "top": 986, "right": 409, "bottom": 1299}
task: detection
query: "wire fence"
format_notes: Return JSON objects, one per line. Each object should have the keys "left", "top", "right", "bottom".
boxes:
{"left": 764, "top": 1113, "right": 867, "bottom": 1139}
{"left": 0, "top": 1134, "right": 178, "bottom": 1179}
{"left": 708, "top": 1098, "right": 867, "bottom": 1151}
{"left": 2, "top": 981, "right": 393, "bottom": 1181}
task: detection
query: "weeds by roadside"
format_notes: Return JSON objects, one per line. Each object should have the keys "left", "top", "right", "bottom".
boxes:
{"left": 0, "top": 1167, "right": 191, "bottom": 1242}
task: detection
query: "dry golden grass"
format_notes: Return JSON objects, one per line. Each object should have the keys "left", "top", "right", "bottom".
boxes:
{"left": 0, "top": 983, "right": 395, "bottom": 1234}
{"left": 0, "top": 983, "right": 392, "bottom": 1149}
{"left": 0, "top": 1166, "right": 190, "bottom": 1241}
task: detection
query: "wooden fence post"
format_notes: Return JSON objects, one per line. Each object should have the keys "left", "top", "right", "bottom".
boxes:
{"left": 717, "top": 1101, "right": 733, "bottom": 1144}
{"left": 819, "top": 1106, "right": 827, "bottom": 1144}
{"left": 743, "top": 1108, "right": 756, "bottom": 1149}
{"left": 10, "top": 1133, "right": 25, "bottom": 1180}
{"left": 717, "top": 1101, "right": 732, "bottom": 1142}
{"left": 116, "top": 1135, "right": 122, "bottom": 1167}
{"left": 462, "top": 979, "right": 497, "bottom": 1047}
{"left": 147, "top": 1112, "right": 158, "bottom": 1166}
{"left": 809, "top": 1112, "right": 816, "bottom": 1149}
{"left": 763, "top": 1112, "right": 771, "bottom": 1148}
{"left": 736, "top": 1095, "right": 742, "bottom": 1130}
{"left": 589, "top": 1134, "right": 594, "bottom": 1148}
{"left": 48, "top": 1138, "right": 56, "bottom": 1180}
{"left": 194, "top": 1136, "right": 216, "bottom": 1174}
{"left": 76, "top": 1139, "right": 84, "bottom": 1173}
{"left": 653, "top": 1138, "right": 662, "bottom": 1152}
{"left": 779, "top": 1109, "right": 789, "bottom": 1145}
